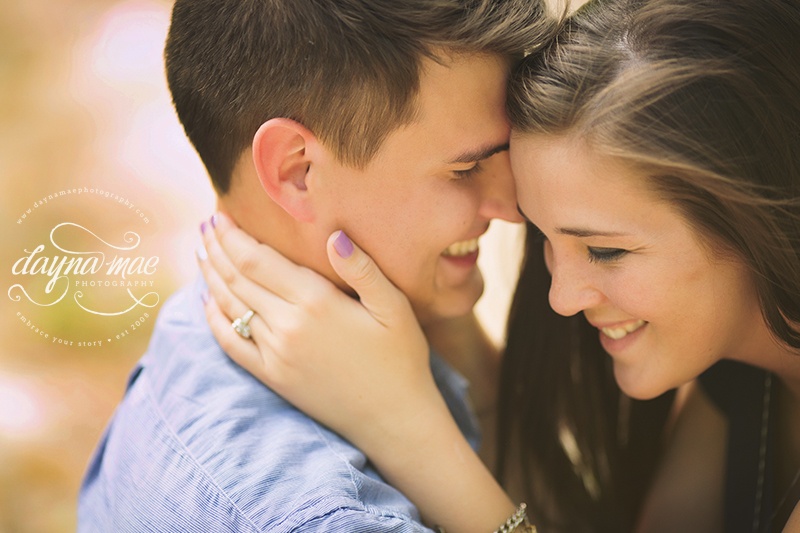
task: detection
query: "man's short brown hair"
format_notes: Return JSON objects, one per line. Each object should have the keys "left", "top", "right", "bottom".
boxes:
{"left": 165, "top": 0, "right": 553, "bottom": 194}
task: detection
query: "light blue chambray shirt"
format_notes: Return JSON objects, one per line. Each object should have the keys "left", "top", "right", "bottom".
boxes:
{"left": 78, "top": 277, "right": 480, "bottom": 532}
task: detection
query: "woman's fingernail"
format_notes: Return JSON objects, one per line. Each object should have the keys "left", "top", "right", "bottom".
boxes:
{"left": 200, "top": 221, "right": 208, "bottom": 234}
{"left": 195, "top": 245, "right": 208, "bottom": 261}
{"left": 201, "top": 291, "right": 209, "bottom": 305}
{"left": 333, "top": 231, "right": 353, "bottom": 258}
{"left": 210, "top": 213, "right": 218, "bottom": 228}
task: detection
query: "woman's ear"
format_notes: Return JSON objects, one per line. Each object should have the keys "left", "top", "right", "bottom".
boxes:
{"left": 252, "top": 118, "right": 316, "bottom": 222}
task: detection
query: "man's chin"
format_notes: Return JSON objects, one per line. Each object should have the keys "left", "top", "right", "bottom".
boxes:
{"left": 413, "top": 283, "right": 484, "bottom": 326}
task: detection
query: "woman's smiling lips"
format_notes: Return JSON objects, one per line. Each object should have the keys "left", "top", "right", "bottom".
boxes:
{"left": 592, "top": 319, "right": 648, "bottom": 356}
{"left": 587, "top": 318, "right": 649, "bottom": 354}
{"left": 598, "top": 319, "right": 647, "bottom": 340}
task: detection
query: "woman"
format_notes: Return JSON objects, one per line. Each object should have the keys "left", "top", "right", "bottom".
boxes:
{"left": 198, "top": 0, "right": 800, "bottom": 530}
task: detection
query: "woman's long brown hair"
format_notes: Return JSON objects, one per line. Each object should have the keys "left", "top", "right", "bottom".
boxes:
{"left": 497, "top": 0, "right": 800, "bottom": 530}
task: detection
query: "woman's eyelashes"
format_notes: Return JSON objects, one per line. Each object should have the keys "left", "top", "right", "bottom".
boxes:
{"left": 523, "top": 220, "right": 629, "bottom": 264}
{"left": 587, "top": 246, "right": 628, "bottom": 263}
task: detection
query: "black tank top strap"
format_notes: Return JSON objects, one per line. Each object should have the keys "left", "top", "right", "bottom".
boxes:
{"left": 698, "top": 360, "right": 776, "bottom": 532}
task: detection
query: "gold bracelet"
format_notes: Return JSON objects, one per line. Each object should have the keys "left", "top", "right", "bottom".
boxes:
{"left": 433, "top": 503, "right": 537, "bottom": 533}
{"left": 495, "top": 503, "right": 536, "bottom": 533}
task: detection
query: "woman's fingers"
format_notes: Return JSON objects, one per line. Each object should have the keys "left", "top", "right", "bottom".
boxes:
{"left": 201, "top": 217, "right": 290, "bottom": 329}
{"left": 198, "top": 213, "right": 350, "bottom": 390}
{"left": 212, "top": 213, "right": 322, "bottom": 303}
{"left": 203, "top": 293, "right": 261, "bottom": 358}
{"left": 197, "top": 241, "right": 274, "bottom": 345}
{"left": 326, "top": 230, "right": 414, "bottom": 328}
{"left": 196, "top": 219, "right": 434, "bottom": 447}
{"left": 202, "top": 294, "right": 278, "bottom": 385}
{"left": 199, "top": 240, "right": 281, "bottom": 385}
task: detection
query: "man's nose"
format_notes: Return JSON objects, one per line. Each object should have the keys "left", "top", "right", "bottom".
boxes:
{"left": 476, "top": 152, "right": 524, "bottom": 223}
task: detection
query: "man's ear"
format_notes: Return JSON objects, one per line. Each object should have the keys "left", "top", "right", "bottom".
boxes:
{"left": 252, "top": 118, "right": 316, "bottom": 222}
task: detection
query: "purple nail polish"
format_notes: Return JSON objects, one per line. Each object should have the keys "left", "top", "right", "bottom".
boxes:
{"left": 200, "top": 221, "right": 208, "bottom": 234}
{"left": 333, "top": 231, "right": 353, "bottom": 258}
{"left": 201, "top": 291, "right": 209, "bottom": 305}
{"left": 210, "top": 214, "right": 218, "bottom": 228}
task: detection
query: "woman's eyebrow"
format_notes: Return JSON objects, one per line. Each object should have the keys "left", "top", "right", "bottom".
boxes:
{"left": 556, "top": 227, "right": 630, "bottom": 238}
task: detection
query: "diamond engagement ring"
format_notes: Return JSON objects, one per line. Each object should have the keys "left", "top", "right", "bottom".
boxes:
{"left": 232, "top": 309, "right": 255, "bottom": 339}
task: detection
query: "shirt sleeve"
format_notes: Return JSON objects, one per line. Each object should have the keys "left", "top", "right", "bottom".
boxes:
{"left": 290, "top": 508, "right": 435, "bottom": 533}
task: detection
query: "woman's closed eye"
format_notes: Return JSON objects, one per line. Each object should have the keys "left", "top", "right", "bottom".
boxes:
{"left": 587, "top": 247, "right": 628, "bottom": 263}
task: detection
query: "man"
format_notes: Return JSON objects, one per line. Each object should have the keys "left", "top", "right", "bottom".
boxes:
{"left": 79, "top": 0, "right": 550, "bottom": 530}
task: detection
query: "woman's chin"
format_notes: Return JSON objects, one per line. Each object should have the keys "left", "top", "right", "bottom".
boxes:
{"left": 612, "top": 362, "right": 670, "bottom": 400}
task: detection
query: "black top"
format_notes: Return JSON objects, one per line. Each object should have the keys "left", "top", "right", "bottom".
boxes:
{"left": 699, "top": 360, "right": 797, "bottom": 532}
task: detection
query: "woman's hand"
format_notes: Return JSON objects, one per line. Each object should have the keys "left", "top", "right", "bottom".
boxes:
{"left": 196, "top": 212, "right": 517, "bottom": 532}
{"left": 197, "top": 212, "right": 438, "bottom": 447}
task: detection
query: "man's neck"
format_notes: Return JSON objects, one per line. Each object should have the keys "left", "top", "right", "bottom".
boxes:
{"left": 216, "top": 170, "right": 349, "bottom": 297}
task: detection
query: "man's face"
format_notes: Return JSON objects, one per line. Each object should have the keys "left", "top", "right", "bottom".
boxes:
{"left": 310, "top": 53, "right": 521, "bottom": 324}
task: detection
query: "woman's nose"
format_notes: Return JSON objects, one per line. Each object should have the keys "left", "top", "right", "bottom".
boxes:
{"left": 546, "top": 247, "right": 604, "bottom": 317}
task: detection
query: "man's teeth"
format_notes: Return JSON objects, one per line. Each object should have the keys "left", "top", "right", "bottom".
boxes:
{"left": 601, "top": 319, "right": 646, "bottom": 340}
{"left": 443, "top": 238, "right": 479, "bottom": 257}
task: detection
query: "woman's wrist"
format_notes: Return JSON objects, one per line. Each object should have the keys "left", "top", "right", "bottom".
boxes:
{"left": 357, "top": 382, "right": 517, "bottom": 532}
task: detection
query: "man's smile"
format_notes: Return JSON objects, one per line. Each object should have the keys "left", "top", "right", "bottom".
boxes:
{"left": 442, "top": 237, "right": 480, "bottom": 257}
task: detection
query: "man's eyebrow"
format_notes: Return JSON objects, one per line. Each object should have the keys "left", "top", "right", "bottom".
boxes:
{"left": 556, "top": 227, "right": 630, "bottom": 238}
{"left": 447, "top": 142, "right": 509, "bottom": 164}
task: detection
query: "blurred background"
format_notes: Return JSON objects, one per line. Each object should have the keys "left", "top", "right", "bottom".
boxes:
{"left": 0, "top": 1, "right": 523, "bottom": 531}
